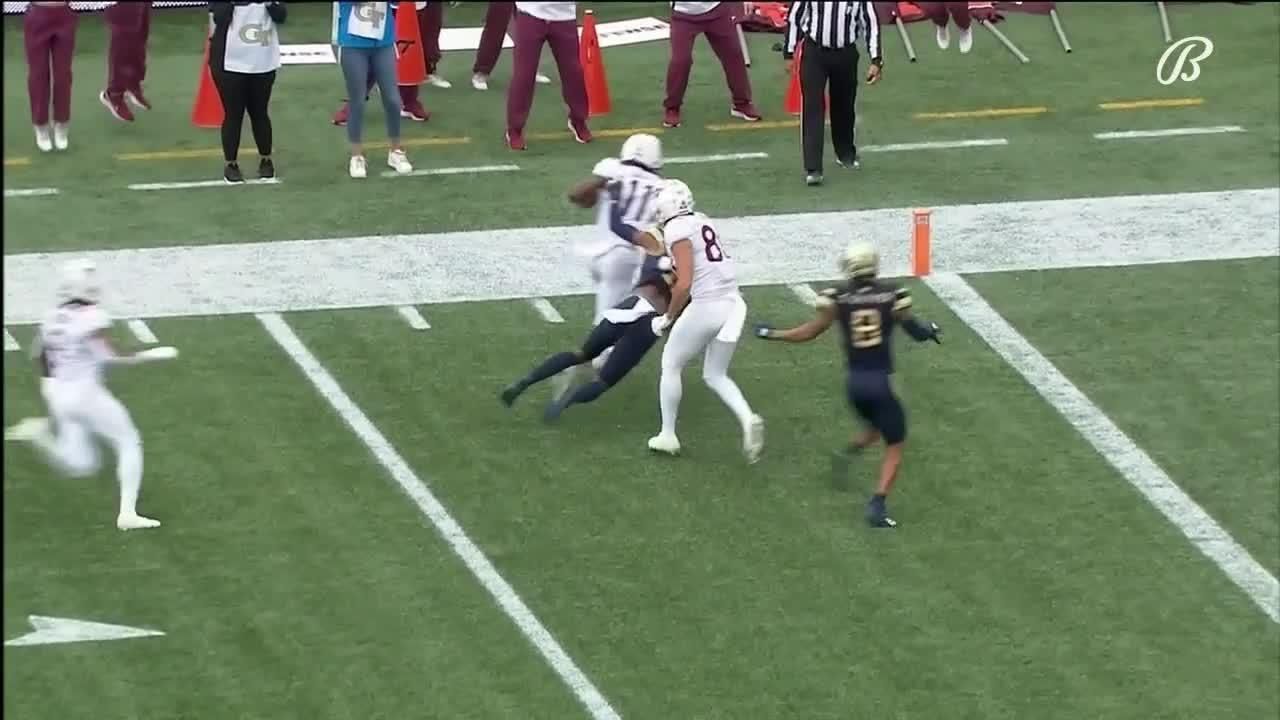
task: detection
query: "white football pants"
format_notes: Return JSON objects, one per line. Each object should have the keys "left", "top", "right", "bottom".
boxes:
{"left": 657, "top": 294, "right": 756, "bottom": 437}
{"left": 37, "top": 378, "right": 144, "bottom": 517}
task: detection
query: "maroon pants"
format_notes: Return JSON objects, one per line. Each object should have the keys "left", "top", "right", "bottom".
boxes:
{"left": 104, "top": 1, "right": 150, "bottom": 98}
{"left": 665, "top": 3, "right": 753, "bottom": 112}
{"left": 473, "top": 2, "right": 514, "bottom": 75}
{"left": 401, "top": 3, "right": 444, "bottom": 105}
{"left": 506, "top": 11, "right": 587, "bottom": 133}
{"left": 25, "top": 3, "right": 77, "bottom": 125}
{"left": 921, "top": 2, "right": 972, "bottom": 29}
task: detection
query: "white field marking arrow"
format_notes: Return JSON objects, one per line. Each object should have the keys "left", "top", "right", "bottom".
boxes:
{"left": 5, "top": 615, "right": 165, "bottom": 647}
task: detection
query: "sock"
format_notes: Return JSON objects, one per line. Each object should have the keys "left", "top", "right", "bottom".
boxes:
{"left": 703, "top": 374, "right": 756, "bottom": 433}
{"left": 658, "top": 368, "right": 683, "bottom": 436}
{"left": 117, "top": 441, "right": 143, "bottom": 517}
{"left": 870, "top": 493, "right": 887, "bottom": 508}
{"left": 520, "top": 352, "right": 581, "bottom": 390}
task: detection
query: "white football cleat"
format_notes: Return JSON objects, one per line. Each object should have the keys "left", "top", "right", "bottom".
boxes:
{"left": 535, "top": 72, "right": 551, "bottom": 84}
{"left": 647, "top": 433, "right": 681, "bottom": 456}
{"left": 472, "top": 73, "right": 490, "bottom": 91}
{"left": 349, "top": 155, "right": 367, "bottom": 179}
{"left": 958, "top": 26, "right": 973, "bottom": 54}
{"left": 53, "top": 122, "right": 69, "bottom": 151}
{"left": 425, "top": 74, "right": 452, "bottom": 89}
{"left": 936, "top": 24, "right": 950, "bottom": 50}
{"left": 117, "top": 513, "right": 161, "bottom": 531}
{"left": 387, "top": 149, "right": 413, "bottom": 174}
{"left": 744, "top": 414, "right": 765, "bottom": 464}
{"left": 6, "top": 417, "right": 50, "bottom": 442}
{"left": 34, "top": 124, "right": 53, "bottom": 152}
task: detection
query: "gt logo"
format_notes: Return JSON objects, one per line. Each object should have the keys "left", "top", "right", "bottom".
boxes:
{"left": 1156, "top": 36, "right": 1214, "bottom": 86}
{"left": 238, "top": 22, "right": 274, "bottom": 47}
{"left": 354, "top": 2, "right": 387, "bottom": 26}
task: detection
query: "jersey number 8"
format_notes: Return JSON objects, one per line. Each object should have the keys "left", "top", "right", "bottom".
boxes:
{"left": 701, "top": 225, "right": 724, "bottom": 262}
{"left": 850, "top": 309, "right": 883, "bottom": 348}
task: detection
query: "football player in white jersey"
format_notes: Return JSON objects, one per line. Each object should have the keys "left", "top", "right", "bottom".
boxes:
{"left": 5, "top": 259, "right": 179, "bottom": 531}
{"left": 607, "top": 178, "right": 765, "bottom": 463}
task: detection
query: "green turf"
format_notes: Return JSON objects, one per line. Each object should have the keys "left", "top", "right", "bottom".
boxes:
{"left": 968, "top": 257, "right": 1280, "bottom": 576}
{"left": 5, "top": 2, "right": 1279, "bottom": 252}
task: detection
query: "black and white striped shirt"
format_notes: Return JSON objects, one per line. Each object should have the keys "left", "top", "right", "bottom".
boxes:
{"left": 784, "top": 1, "right": 882, "bottom": 62}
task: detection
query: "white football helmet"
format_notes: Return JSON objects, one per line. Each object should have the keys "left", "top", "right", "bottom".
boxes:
{"left": 620, "top": 133, "right": 663, "bottom": 170}
{"left": 840, "top": 242, "right": 878, "bottom": 279}
{"left": 57, "top": 258, "right": 102, "bottom": 304}
{"left": 654, "top": 178, "right": 695, "bottom": 224}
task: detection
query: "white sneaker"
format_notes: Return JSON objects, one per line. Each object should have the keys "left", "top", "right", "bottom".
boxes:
{"left": 743, "top": 415, "right": 765, "bottom": 464}
{"left": 34, "top": 125, "right": 52, "bottom": 153}
{"left": 6, "top": 417, "right": 50, "bottom": 442}
{"left": 936, "top": 24, "right": 951, "bottom": 50}
{"left": 426, "top": 74, "right": 452, "bottom": 89}
{"left": 117, "top": 513, "right": 161, "bottom": 531}
{"left": 387, "top": 149, "right": 413, "bottom": 174}
{"left": 53, "top": 123, "right": 69, "bottom": 151}
{"left": 535, "top": 72, "right": 551, "bottom": 84}
{"left": 647, "top": 433, "right": 681, "bottom": 456}
{"left": 349, "top": 155, "right": 367, "bottom": 179}
{"left": 472, "top": 73, "right": 490, "bottom": 90}
{"left": 958, "top": 26, "right": 973, "bottom": 54}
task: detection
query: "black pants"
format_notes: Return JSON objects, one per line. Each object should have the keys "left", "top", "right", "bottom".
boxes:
{"left": 210, "top": 67, "right": 276, "bottom": 163}
{"left": 580, "top": 316, "right": 660, "bottom": 387}
{"left": 847, "top": 369, "right": 907, "bottom": 444}
{"left": 800, "top": 39, "right": 859, "bottom": 173}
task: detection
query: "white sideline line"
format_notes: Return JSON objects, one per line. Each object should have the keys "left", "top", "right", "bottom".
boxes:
{"left": 127, "top": 178, "right": 282, "bottom": 191}
{"left": 666, "top": 152, "right": 769, "bottom": 164}
{"left": 1094, "top": 126, "right": 1246, "bottom": 140}
{"left": 396, "top": 305, "right": 431, "bottom": 330}
{"left": 4, "top": 329, "right": 18, "bottom": 352}
{"left": 4, "top": 187, "right": 59, "bottom": 198}
{"left": 924, "top": 272, "right": 1280, "bottom": 624}
{"left": 380, "top": 164, "right": 520, "bottom": 178}
{"left": 256, "top": 313, "right": 620, "bottom": 719}
{"left": 530, "top": 298, "right": 565, "bottom": 323}
{"left": 862, "top": 138, "right": 1008, "bottom": 153}
{"left": 126, "top": 319, "right": 157, "bottom": 344}
{"left": 788, "top": 283, "right": 819, "bottom": 306}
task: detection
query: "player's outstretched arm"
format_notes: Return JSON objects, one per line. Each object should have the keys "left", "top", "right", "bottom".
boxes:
{"left": 891, "top": 288, "right": 942, "bottom": 344}
{"left": 90, "top": 333, "right": 180, "bottom": 365}
{"left": 756, "top": 303, "right": 837, "bottom": 343}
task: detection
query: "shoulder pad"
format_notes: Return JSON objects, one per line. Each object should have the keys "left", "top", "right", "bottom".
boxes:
{"left": 892, "top": 286, "right": 913, "bottom": 311}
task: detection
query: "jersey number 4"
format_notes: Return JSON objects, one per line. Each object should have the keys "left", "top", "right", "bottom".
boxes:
{"left": 701, "top": 225, "right": 725, "bottom": 262}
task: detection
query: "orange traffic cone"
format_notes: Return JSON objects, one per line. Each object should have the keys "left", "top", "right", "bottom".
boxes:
{"left": 395, "top": 1, "right": 426, "bottom": 86}
{"left": 191, "top": 38, "right": 224, "bottom": 128}
{"left": 580, "top": 9, "right": 612, "bottom": 116}
{"left": 785, "top": 45, "right": 829, "bottom": 116}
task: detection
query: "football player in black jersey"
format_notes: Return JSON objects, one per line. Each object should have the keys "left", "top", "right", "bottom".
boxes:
{"left": 501, "top": 255, "right": 674, "bottom": 423}
{"left": 754, "top": 242, "right": 941, "bottom": 528}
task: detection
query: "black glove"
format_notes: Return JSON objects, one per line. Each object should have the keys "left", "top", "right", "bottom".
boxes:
{"left": 928, "top": 322, "right": 943, "bottom": 344}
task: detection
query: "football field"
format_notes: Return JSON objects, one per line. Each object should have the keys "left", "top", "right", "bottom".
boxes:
{"left": 4, "top": 3, "right": 1280, "bottom": 719}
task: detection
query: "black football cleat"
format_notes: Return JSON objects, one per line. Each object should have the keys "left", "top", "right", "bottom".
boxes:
{"left": 866, "top": 496, "right": 898, "bottom": 528}
{"left": 499, "top": 385, "right": 522, "bottom": 407}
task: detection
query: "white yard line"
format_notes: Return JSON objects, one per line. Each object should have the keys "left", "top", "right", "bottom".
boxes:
{"left": 1094, "top": 126, "right": 1246, "bottom": 140}
{"left": 861, "top": 138, "right": 1008, "bottom": 153}
{"left": 666, "top": 152, "right": 769, "bottom": 164}
{"left": 529, "top": 298, "right": 565, "bottom": 323}
{"left": 4, "top": 187, "right": 59, "bottom": 198}
{"left": 4, "top": 329, "right": 19, "bottom": 352}
{"left": 924, "top": 272, "right": 1280, "bottom": 624}
{"left": 395, "top": 305, "right": 431, "bottom": 330}
{"left": 788, "top": 283, "right": 819, "bottom": 306}
{"left": 256, "top": 312, "right": 620, "bottom": 719}
{"left": 125, "top": 319, "right": 158, "bottom": 344}
{"left": 127, "top": 178, "right": 282, "bottom": 191}
{"left": 380, "top": 164, "right": 520, "bottom": 178}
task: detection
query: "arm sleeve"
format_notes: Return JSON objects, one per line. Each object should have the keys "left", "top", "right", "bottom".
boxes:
{"left": 209, "top": 1, "right": 233, "bottom": 29}
{"left": 267, "top": 1, "right": 287, "bottom": 24}
{"left": 783, "top": 2, "right": 803, "bottom": 58}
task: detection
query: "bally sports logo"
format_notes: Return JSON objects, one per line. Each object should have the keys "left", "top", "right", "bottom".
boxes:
{"left": 1156, "top": 36, "right": 1214, "bottom": 86}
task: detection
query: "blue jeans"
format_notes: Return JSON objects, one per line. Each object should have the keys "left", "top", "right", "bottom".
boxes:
{"left": 338, "top": 45, "right": 400, "bottom": 146}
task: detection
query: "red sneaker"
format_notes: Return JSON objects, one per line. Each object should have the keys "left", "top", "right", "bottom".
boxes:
{"left": 506, "top": 129, "right": 526, "bottom": 151}
{"left": 125, "top": 87, "right": 152, "bottom": 111}
{"left": 662, "top": 108, "right": 681, "bottom": 128}
{"left": 568, "top": 119, "right": 592, "bottom": 144}
{"left": 99, "top": 90, "right": 134, "bottom": 122}
{"left": 731, "top": 104, "right": 762, "bottom": 122}
{"left": 332, "top": 102, "right": 349, "bottom": 127}
{"left": 400, "top": 101, "right": 430, "bottom": 122}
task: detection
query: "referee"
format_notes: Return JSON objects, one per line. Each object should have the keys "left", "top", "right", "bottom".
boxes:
{"left": 783, "top": 1, "right": 883, "bottom": 186}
